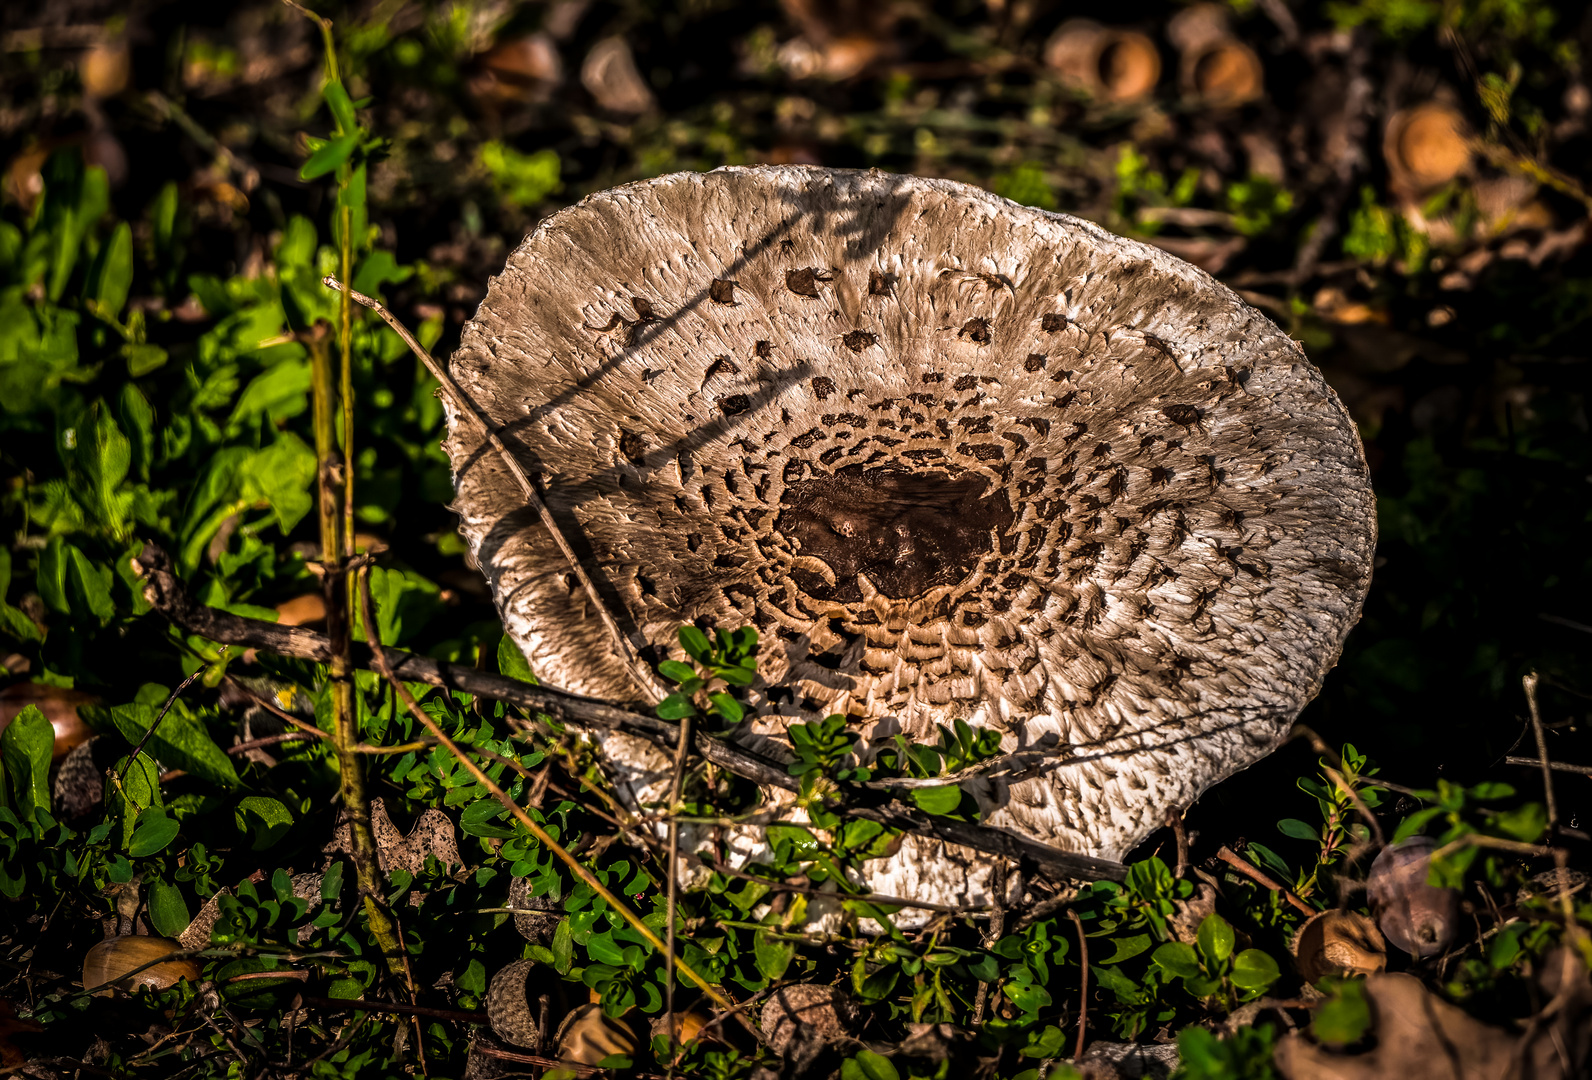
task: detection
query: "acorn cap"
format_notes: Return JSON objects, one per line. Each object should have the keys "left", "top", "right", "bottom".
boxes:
{"left": 1293, "top": 909, "right": 1387, "bottom": 983}
{"left": 444, "top": 166, "right": 1375, "bottom": 906}
{"left": 1044, "top": 21, "right": 1161, "bottom": 103}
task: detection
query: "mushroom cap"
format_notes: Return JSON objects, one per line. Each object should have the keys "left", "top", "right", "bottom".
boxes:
{"left": 444, "top": 166, "right": 1374, "bottom": 902}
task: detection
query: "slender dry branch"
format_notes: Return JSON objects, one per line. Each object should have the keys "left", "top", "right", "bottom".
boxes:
{"left": 321, "top": 274, "right": 669, "bottom": 706}
{"left": 1215, "top": 846, "right": 1314, "bottom": 917}
{"left": 133, "top": 542, "right": 1129, "bottom": 885}
{"left": 1523, "top": 672, "right": 1559, "bottom": 827}
{"left": 1067, "top": 908, "right": 1089, "bottom": 1061}
{"left": 664, "top": 710, "right": 692, "bottom": 1059}
{"left": 1505, "top": 756, "right": 1592, "bottom": 778}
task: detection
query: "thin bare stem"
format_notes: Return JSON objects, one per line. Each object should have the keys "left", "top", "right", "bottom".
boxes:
{"left": 320, "top": 275, "right": 669, "bottom": 705}
{"left": 1505, "top": 756, "right": 1592, "bottom": 777}
{"left": 138, "top": 545, "right": 1130, "bottom": 885}
{"left": 119, "top": 664, "right": 210, "bottom": 787}
{"left": 1168, "top": 807, "right": 1190, "bottom": 880}
{"left": 1427, "top": 834, "right": 1554, "bottom": 862}
{"left": 1524, "top": 672, "right": 1559, "bottom": 828}
{"left": 354, "top": 575, "right": 740, "bottom": 1017}
{"left": 664, "top": 711, "right": 692, "bottom": 1066}
{"left": 1067, "top": 908, "right": 1088, "bottom": 1061}
{"left": 1216, "top": 846, "right": 1315, "bottom": 917}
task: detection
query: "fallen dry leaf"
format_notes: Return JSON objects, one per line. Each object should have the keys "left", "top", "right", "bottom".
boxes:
{"left": 1275, "top": 967, "right": 1591, "bottom": 1080}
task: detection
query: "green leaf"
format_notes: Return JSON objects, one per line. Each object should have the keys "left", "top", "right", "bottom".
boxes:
{"left": 708, "top": 692, "right": 744, "bottom": 724}
{"left": 89, "top": 221, "right": 134, "bottom": 319}
{"left": 128, "top": 808, "right": 181, "bottom": 857}
{"left": 1151, "top": 941, "right": 1201, "bottom": 980}
{"left": 1490, "top": 801, "right": 1548, "bottom": 843}
{"left": 240, "top": 434, "right": 317, "bottom": 535}
{"left": 840, "top": 1050, "right": 899, "bottom": 1080}
{"left": 226, "top": 354, "right": 311, "bottom": 433}
{"left": 106, "top": 753, "right": 162, "bottom": 850}
{"left": 910, "top": 785, "right": 962, "bottom": 817}
{"left": 94, "top": 703, "right": 239, "bottom": 790}
{"left": 460, "top": 799, "right": 515, "bottom": 839}
{"left": 0, "top": 604, "right": 42, "bottom": 644}
{"left": 323, "top": 79, "right": 358, "bottom": 133}
{"left": 656, "top": 694, "right": 696, "bottom": 720}
{"left": 1099, "top": 933, "right": 1152, "bottom": 965}
{"left": 0, "top": 705, "right": 54, "bottom": 821}
{"left": 754, "top": 929, "right": 794, "bottom": 982}
{"left": 657, "top": 660, "right": 697, "bottom": 685}
{"left": 1277, "top": 818, "right": 1318, "bottom": 841}
{"left": 360, "top": 566, "right": 442, "bottom": 645}
{"left": 716, "top": 665, "right": 756, "bottom": 687}
{"left": 552, "top": 919, "right": 573, "bottom": 974}
{"left": 234, "top": 795, "right": 293, "bottom": 850}
{"left": 1311, "top": 978, "right": 1372, "bottom": 1047}
{"left": 37, "top": 538, "right": 115, "bottom": 623}
{"left": 1392, "top": 805, "right": 1445, "bottom": 843}
{"left": 586, "top": 930, "right": 626, "bottom": 967}
{"left": 70, "top": 405, "right": 133, "bottom": 537}
{"left": 350, "top": 249, "right": 412, "bottom": 298}
{"left": 300, "top": 130, "right": 360, "bottom": 180}
{"left": 1196, "top": 914, "right": 1235, "bottom": 967}
{"left": 677, "top": 626, "right": 712, "bottom": 662}
{"left": 1021, "top": 1025, "right": 1066, "bottom": 1060}
{"left": 1229, "top": 948, "right": 1281, "bottom": 991}
{"left": 497, "top": 635, "right": 537, "bottom": 683}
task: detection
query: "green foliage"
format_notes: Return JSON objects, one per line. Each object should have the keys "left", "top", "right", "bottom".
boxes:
{"left": 1342, "top": 186, "right": 1428, "bottom": 269}
{"left": 1310, "top": 978, "right": 1373, "bottom": 1047}
{"left": 1173, "top": 1024, "right": 1279, "bottom": 1080}
{"left": 656, "top": 624, "right": 759, "bottom": 727}
{"left": 991, "top": 164, "right": 1058, "bottom": 211}
{"left": 479, "top": 142, "right": 564, "bottom": 207}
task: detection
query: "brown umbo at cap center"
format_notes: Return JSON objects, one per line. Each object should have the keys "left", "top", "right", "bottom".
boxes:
{"left": 776, "top": 465, "right": 1015, "bottom": 602}
{"left": 443, "top": 166, "right": 1375, "bottom": 909}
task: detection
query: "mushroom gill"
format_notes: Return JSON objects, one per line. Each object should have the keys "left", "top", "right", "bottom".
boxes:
{"left": 444, "top": 166, "right": 1375, "bottom": 907}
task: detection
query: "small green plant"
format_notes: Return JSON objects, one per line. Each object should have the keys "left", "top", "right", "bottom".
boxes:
{"left": 1151, "top": 913, "right": 1281, "bottom": 1008}
{"left": 656, "top": 624, "right": 759, "bottom": 728}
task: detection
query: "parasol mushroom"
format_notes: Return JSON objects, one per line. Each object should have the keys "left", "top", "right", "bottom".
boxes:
{"left": 443, "top": 166, "right": 1375, "bottom": 907}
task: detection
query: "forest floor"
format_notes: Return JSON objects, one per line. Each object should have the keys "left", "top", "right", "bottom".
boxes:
{"left": 0, "top": 0, "right": 1589, "bottom": 1077}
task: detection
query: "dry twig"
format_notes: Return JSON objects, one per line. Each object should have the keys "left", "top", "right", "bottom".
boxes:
{"left": 134, "top": 543, "right": 1130, "bottom": 885}
{"left": 321, "top": 275, "right": 669, "bottom": 704}
{"left": 1215, "top": 846, "right": 1315, "bottom": 917}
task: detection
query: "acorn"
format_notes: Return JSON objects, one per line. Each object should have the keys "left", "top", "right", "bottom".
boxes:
{"left": 1367, "top": 837, "right": 1460, "bottom": 958}
{"left": 1293, "top": 909, "right": 1387, "bottom": 983}
{"left": 1166, "top": 3, "right": 1262, "bottom": 107}
{"left": 83, "top": 936, "right": 200, "bottom": 997}
{"left": 1186, "top": 39, "right": 1263, "bottom": 107}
